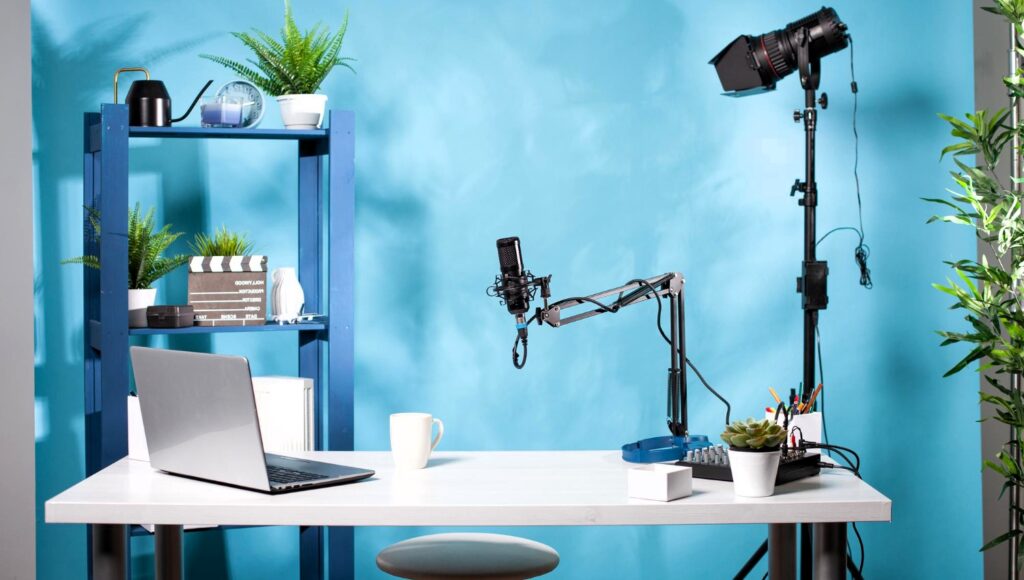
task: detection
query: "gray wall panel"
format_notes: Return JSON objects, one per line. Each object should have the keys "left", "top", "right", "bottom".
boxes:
{"left": 0, "top": 0, "right": 36, "bottom": 578}
{"left": 975, "top": 1, "right": 1010, "bottom": 577}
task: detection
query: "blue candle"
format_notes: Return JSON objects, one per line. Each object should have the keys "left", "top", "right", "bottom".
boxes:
{"left": 201, "top": 101, "right": 243, "bottom": 127}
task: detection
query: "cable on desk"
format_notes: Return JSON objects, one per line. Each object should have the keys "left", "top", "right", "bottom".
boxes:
{"left": 815, "top": 322, "right": 830, "bottom": 449}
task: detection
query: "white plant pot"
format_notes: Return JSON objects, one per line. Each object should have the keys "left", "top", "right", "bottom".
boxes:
{"left": 277, "top": 94, "right": 327, "bottom": 129}
{"left": 728, "top": 448, "right": 781, "bottom": 498}
{"left": 128, "top": 288, "right": 157, "bottom": 328}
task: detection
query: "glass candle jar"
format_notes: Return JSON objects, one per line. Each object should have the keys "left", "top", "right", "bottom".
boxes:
{"left": 200, "top": 95, "right": 244, "bottom": 128}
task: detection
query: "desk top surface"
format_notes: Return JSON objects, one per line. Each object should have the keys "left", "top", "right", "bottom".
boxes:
{"left": 46, "top": 451, "right": 891, "bottom": 527}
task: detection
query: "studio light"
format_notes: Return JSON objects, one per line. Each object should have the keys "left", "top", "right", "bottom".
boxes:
{"left": 709, "top": 7, "right": 849, "bottom": 96}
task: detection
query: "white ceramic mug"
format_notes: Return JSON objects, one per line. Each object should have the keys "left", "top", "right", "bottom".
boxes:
{"left": 390, "top": 413, "right": 444, "bottom": 469}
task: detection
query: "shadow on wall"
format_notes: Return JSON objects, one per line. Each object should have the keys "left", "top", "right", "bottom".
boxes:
{"left": 31, "top": 10, "right": 228, "bottom": 579}
{"left": 349, "top": 91, "right": 430, "bottom": 429}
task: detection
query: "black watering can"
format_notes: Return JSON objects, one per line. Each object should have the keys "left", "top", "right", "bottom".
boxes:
{"left": 114, "top": 67, "right": 213, "bottom": 127}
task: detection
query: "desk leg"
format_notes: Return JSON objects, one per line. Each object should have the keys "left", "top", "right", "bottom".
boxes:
{"left": 812, "top": 523, "right": 847, "bottom": 580}
{"left": 155, "top": 525, "right": 183, "bottom": 580}
{"left": 92, "top": 524, "right": 127, "bottom": 580}
{"left": 768, "top": 523, "right": 796, "bottom": 580}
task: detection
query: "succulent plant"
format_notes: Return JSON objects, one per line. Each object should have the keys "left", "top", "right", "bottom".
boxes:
{"left": 721, "top": 418, "right": 786, "bottom": 450}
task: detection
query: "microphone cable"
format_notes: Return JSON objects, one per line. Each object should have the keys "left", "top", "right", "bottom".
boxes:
{"left": 627, "top": 278, "right": 732, "bottom": 427}
{"left": 511, "top": 276, "right": 732, "bottom": 426}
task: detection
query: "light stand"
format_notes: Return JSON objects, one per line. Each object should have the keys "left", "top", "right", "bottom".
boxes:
{"left": 734, "top": 32, "right": 854, "bottom": 580}
{"left": 792, "top": 30, "right": 829, "bottom": 407}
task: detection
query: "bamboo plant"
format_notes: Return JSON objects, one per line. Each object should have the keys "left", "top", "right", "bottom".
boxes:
{"left": 930, "top": 0, "right": 1024, "bottom": 560}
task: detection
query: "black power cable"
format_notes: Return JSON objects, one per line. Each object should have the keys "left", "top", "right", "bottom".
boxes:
{"left": 815, "top": 322, "right": 829, "bottom": 448}
{"left": 812, "top": 322, "right": 867, "bottom": 575}
{"left": 816, "top": 35, "right": 872, "bottom": 290}
{"left": 803, "top": 441, "right": 866, "bottom": 575}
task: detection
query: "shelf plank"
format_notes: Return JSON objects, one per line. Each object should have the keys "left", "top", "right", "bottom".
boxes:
{"left": 129, "top": 126, "right": 328, "bottom": 141}
{"left": 127, "top": 321, "right": 326, "bottom": 336}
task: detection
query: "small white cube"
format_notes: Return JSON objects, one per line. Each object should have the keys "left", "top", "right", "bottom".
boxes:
{"left": 628, "top": 463, "right": 693, "bottom": 502}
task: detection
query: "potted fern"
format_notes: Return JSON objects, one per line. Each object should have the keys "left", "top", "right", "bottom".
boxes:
{"left": 63, "top": 204, "right": 189, "bottom": 328}
{"left": 201, "top": 0, "right": 354, "bottom": 129}
{"left": 187, "top": 226, "right": 267, "bottom": 327}
{"left": 721, "top": 418, "right": 787, "bottom": 497}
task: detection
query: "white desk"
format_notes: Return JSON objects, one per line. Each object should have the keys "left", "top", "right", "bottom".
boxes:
{"left": 47, "top": 451, "right": 891, "bottom": 579}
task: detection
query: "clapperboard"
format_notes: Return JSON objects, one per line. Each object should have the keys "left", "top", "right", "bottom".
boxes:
{"left": 187, "top": 256, "right": 268, "bottom": 326}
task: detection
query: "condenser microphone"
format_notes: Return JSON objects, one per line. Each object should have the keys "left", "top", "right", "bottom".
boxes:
{"left": 496, "top": 237, "right": 531, "bottom": 337}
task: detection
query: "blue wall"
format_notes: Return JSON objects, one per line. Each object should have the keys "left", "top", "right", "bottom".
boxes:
{"left": 32, "top": 0, "right": 980, "bottom": 578}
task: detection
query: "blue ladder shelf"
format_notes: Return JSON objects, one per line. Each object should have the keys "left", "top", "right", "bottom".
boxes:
{"left": 82, "top": 104, "right": 355, "bottom": 580}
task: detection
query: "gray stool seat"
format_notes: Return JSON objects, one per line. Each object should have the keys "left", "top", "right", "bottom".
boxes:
{"left": 376, "top": 533, "right": 560, "bottom": 580}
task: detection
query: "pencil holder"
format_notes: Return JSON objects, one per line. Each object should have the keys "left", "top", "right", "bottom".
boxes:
{"left": 766, "top": 410, "right": 822, "bottom": 451}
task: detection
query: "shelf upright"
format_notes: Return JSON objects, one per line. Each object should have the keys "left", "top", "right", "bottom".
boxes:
{"left": 81, "top": 104, "right": 356, "bottom": 580}
{"left": 325, "top": 112, "right": 356, "bottom": 580}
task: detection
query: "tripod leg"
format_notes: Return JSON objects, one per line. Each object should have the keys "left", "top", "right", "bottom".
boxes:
{"left": 734, "top": 539, "right": 768, "bottom": 579}
{"left": 847, "top": 557, "right": 864, "bottom": 580}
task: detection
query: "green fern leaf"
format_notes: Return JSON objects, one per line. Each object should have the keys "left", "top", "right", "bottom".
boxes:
{"left": 203, "top": 0, "right": 353, "bottom": 96}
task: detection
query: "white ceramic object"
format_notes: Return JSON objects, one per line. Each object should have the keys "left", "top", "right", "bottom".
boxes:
{"left": 728, "top": 448, "right": 782, "bottom": 498}
{"left": 271, "top": 267, "right": 305, "bottom": 323}
{"left": 390, "top": 412, "right": 444, "bottom": 470}
{"left": 277, "top": 94, "right": 327, "bottom": 129}
{"left": 128, "top": 288, "right": 157, "bottom": 328}
{"left": 127, "top": 395, "right": 148, "bottom": 462}
{"left": 628, "top": 464, "right": 692, "bottom": 502}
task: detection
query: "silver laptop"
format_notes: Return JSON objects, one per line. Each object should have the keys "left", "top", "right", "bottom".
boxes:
{"left": 130, "top": 347, "right": 374, "bottom": 493}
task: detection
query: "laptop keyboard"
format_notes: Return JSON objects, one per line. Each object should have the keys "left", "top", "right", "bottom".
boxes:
{"left": 267, "top": 465, "right": 330, "bottom": 485}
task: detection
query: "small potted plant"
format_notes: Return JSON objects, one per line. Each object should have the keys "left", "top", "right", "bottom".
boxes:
{"left": 201, "top": 0, "right": 354, "bottom": 129}
{"left": 187, "top": 226, "right": 267, "bottom": 327}
{"left": 63, "top": 204, "right": 189, "bottom": 328}
{"left": 721, "top": 418, "right": 787, "bottom": 498}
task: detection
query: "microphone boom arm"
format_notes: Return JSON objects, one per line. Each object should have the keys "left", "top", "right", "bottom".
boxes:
{"left": 531, "top": 272, "right": 689, "bottom": 437}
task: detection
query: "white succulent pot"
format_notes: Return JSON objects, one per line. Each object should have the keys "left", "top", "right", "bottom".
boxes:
{"left": 271, "top": 267, "right": 305, "bottom": 323}
{"left": 728, "top": 447, "right": 781, "bottom": 498}
{"left": 128, "top": 288, "right": 157, "bottom": 328}
{"left": 277, "top": 94, "right": 328, "bottom": 129}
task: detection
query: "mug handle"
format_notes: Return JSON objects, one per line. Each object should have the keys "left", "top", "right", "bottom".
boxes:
{"left": 430, "top": 418, "right": 444, "bottom": 452}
